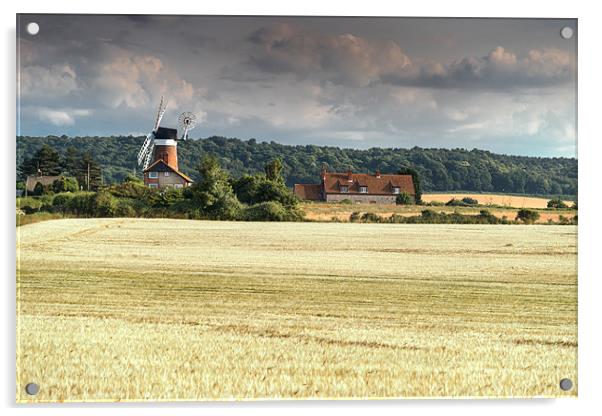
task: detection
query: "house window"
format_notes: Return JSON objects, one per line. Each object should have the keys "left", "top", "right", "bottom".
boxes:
{"left": 148, "top": 171, "right": 158, "bottom": 179}
{"left": 164, "top": 171, "right": 170, "bottom": 177}
{"left": 148, "top": 183, "right": 158, "bottom": 189}
{"left": 393, "top": 187, "right": 400, "bottom": 194}
{"left": 174, "top": 184, "right": 183, "bottom": 189}
{"left": 359, "top": 186, "right": 368, "bottom": 193}
{"left": 340, "top": 185, "right": 349, "bottom": 193}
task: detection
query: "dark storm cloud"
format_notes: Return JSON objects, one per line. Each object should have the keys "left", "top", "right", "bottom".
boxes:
{"left": 17, "top": 15, "right": 577, "bottom": 157}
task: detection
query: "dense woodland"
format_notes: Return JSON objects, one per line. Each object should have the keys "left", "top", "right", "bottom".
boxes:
{"left": 17, "top": 135, "right": 578, "bottom": 196}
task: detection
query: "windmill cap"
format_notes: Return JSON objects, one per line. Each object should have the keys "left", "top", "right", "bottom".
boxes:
{"left": 155, "top": 127, "right": 178, "bottom": 140}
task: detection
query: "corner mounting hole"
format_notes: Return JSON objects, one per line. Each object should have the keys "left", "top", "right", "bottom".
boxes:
{"left": 25, "top": 382, "right": 39, "bottom": 395}
{"left": 559, "top": 378, "right": 573, "bottom": 391}
{"left": 560, "top": 26, "right": 573, "bottom": 40}
{"left": 26, "top": 22, "right": 40, "bottom": 36}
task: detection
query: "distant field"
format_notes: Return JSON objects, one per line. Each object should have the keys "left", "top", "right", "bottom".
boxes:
{"left": 17, "top": 219, "right": 577, "bottom": 401}
{"left": 301, "top": 201, "right": 577, "bottom": 223}
{"left": 422, "top": 193, "right": 574, "bottom": 209}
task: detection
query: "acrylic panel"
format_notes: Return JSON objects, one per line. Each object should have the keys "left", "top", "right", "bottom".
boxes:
{"left": 16, "top": 14, "right": 577, "bottom": 402}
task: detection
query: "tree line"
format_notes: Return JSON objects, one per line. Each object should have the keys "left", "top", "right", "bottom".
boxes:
{"left": 18, "top": 144, "right": 102, "bottom": 192}
{"left": 18, "top": 155, "right": 304, "bottom": 222}
{"left": 17, "top": 135, "right": 577, "bottom": 196}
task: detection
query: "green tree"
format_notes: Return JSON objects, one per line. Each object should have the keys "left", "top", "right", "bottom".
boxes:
{"left": 264, "top": 158, "right": 284, "bottom": 183}
{"left": 33, "top": 182, "right": 51, "bottom": 196}
{"left": 20, "top": 144, "right": 62, "bottom": 177}
{"left": 395, "top": 192, "right": 413, "bottom": 205}
{"left": 243, "top": 201, "right": 302, "bottom": 221}
{"left": 547, "top": 198, "right": 568, "bottom": 209}
{"left": 61, "top": 146, "right": 82, "bottom": 176}
{"left": 52, "top": 176, "right": 79, "bottom": 193}
{"left": 80, "top": 152, "right": 103, "bottom": 191}
{"left": 93, "top": 191, "right": 117, "bottom": 217}
{"left": 516, "top": 209, "right": 540, "bottom": 224}
{"left": 232, "top": 159, "right": 298, "bottom": 208}
{"left": 398, "top": 167, "right": 422, "bottom": 203}
{"left": 191, "top": 155, "right": 241, "bottom": 220}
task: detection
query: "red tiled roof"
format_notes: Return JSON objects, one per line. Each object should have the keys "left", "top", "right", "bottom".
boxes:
{"left": 323, "top": 172, "right": 415, "bottom": 195}
{"left": 293, "top": 183, "right": 322, "bottom": 201}
{"left": 144, "top": 159, "right": 194, "bottom": 183}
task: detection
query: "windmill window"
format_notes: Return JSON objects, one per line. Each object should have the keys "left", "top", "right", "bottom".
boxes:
{"left": 359, "top": 186, "right": 368, "bottom": 193}
{"left": 148, "top": 172, "right": 159, "bottom": 179}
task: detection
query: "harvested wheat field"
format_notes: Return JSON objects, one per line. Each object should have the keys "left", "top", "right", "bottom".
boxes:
{"left": 16, "top": 219, "right": 577, "bottom": 402}
{"left": 421, "top": 193, "right": 573, "bottom": 209}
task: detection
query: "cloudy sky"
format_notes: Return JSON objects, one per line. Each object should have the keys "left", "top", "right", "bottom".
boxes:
{"left": 17, "top": 15, "right": 577, "bottom": 157}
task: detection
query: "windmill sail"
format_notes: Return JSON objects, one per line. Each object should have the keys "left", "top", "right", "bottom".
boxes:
{"left": 137, "top": 132, "right": 154, "bottom": 166}
{"left": 138, "top": 96, "right": 169, "bottom": 170}
{"left": 154, "top": 97, "right": 168, "bottom": 131}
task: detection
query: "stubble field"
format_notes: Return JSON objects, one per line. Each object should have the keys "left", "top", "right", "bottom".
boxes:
{"left": 16, "top": 219, "right": 577, "bottom": 401}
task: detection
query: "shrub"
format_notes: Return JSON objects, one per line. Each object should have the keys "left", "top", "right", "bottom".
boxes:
{"left": 17, "top": 195, "right": 53, "bottom": 212}
{"left": 445, "top": 197, "right": 478, "bottom": 207}
{"left": 339, "top": 199, "right": 353, "bottom": 205}
{"left": 93, "top": 191, "right": 117, "bottom": 217}
{"left": 153, "top": 188, "right": 184, "bottom": 208}
{"left": 349, "top": 211, "right": 361, "bottom": 222}
{"left": 65, "top": 193, "right": 95, "bottom": 216}
{"left": 395, "top": 192, "right": 414, "bottom": 205}
{"left": 243, "top": 201, "right": 289, "bottom": 221}
{"left": 389, "top": 214, "right": 406, "bottom": 223}
{"left": 516, "top": 209, "right": 540, "bottom": 224}
{"left": 191, "top": 155, "right": 243, "bottom": 220}
{"left": 115, "top": 199, "right": 137, "bottom": 217}
{"left": 361, "top": 212, "right": 381, "bottom": 223}
{"left": 445, "top": 198, "right": 466, "bottom": 207}
{"left": 476, "top": 209, "right": 500, "bottom": 224}
{"left": 52, "top": 176, "right": 78, "bottom": 193}
{"left": 109, "top": 181, "right": 152, "bottom": 200}
{"left": 52, "top": 193, "right": 75, "bottom": 210}
{"left": 33, "top": 182, "right": 53, "bottom": 196}
{"left": 547, "top": 198, "right": 568, "bottom": 209}
{"left": 461, "top": 197, "right": 479, "bottom": 205}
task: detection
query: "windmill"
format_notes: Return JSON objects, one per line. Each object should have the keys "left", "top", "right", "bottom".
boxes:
{"left": 178, "top": 111, "right": 198, "bottom": 141}
{"left": 137, "top": 96, "right": 168, "bottom": 170}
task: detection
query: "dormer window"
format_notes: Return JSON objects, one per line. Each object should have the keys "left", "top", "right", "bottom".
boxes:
{"left": 359, "top": 186, "right": 368, "bottom": 193}
{"left": 340, "top": 185, "right": 349, "bottom": 193}
{"left": 393, "top": 187, "right": 400, "bottom": 194}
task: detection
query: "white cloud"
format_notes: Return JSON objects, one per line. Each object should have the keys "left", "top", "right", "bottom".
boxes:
{"left": 93, "top": 46, "right": 195, "bottom": 109}
{"left": 36, "top": 108, "right": 92, "bottom": 126}
{"left": 20, "top": 64, "right": 78, "bottom": 98}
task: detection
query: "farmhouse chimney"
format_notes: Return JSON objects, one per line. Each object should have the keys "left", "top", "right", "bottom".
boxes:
{"left": 347, "top": 169, "right": 353, "bottom": 182}
{"left": 375, "top": 170, "right": 381, "bottom": 178}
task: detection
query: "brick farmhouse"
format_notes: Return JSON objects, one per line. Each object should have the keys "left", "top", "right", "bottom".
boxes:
{"left": 294, "top": 169, "right": 416, "bottom": 204}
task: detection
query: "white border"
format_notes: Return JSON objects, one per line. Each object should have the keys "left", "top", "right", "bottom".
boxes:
{"left": 2, "top": 1, "right": 601, "bottom": 415}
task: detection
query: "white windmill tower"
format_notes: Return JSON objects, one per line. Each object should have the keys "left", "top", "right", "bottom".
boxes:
{"left": 137, "top": 96, "right": 168, "bottom": 170}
